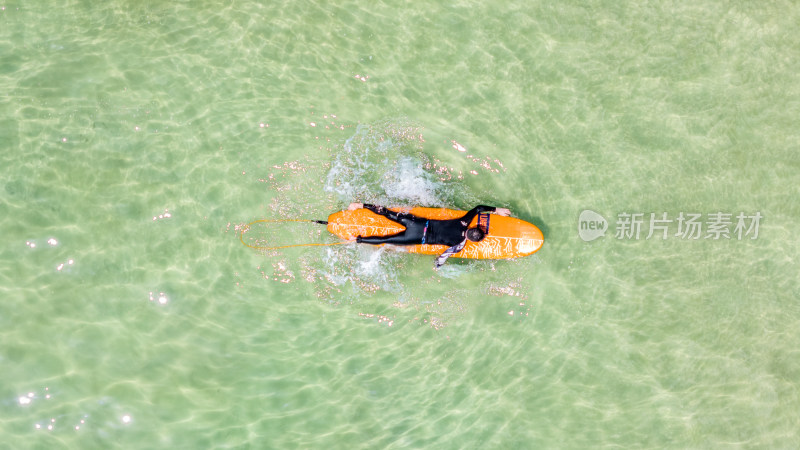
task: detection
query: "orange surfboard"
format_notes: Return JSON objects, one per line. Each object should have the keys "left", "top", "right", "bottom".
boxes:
{"left": 327, "top": 207, "right": 544, "bottom": 260}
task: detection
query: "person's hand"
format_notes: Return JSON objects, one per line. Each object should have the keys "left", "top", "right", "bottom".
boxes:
{"left": 348, "top": 202, "right": 363, "bottom": 211}
{"left": 495, "top": 208, "right": 511, "bottom": 217}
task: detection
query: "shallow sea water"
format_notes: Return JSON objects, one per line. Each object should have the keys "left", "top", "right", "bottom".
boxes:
{"left": 1, "top": 1, "right": 799, "bottom": 448}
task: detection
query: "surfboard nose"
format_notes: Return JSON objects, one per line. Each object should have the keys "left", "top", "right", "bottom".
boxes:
{"left": 518, "top": 223, "right": 544, "bottom": 255}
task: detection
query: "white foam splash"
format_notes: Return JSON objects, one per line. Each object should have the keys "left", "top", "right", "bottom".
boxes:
{"left": 380, "top": 156, "right": 442, "bottom": 206}
{"left": 317, "top": 245, "right": 402, "bottom": 294}
{"left": 356, "top": 246, "right": 389, "bottom": 278}
{"left": 324, "top": 122, "right": 445, "bottom": 206}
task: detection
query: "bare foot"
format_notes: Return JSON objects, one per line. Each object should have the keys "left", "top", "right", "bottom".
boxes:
{"left": 495, "top": 208, "right": 511, "bottom": 217}
{"left": 348, "top": 202, "right": 363, "bottom": 211}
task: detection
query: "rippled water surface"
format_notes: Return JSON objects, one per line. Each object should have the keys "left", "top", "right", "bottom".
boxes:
{"left": 2, "top": 1, "right": 799, "bottom": 448}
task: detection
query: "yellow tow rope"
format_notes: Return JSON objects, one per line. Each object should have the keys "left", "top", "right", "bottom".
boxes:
{"left": 239, "top": 219, "right": 347, "bottom": 251}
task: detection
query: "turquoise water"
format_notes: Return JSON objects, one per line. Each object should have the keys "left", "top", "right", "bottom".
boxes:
{"left": 2, "top": 0, "right": 799, "bottom": 448}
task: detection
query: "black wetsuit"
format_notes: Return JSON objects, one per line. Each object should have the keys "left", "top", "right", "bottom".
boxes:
{"left": 356, "top": 204, "right": 496, "bottom": 246}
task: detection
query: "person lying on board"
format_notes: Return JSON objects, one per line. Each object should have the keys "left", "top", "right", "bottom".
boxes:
{"left": 347, "top": 203, "right": 511, "bottom": 269}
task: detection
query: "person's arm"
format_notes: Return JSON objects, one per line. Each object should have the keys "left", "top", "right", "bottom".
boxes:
{"left": 458, "top": 205, "right": 496, "bottom": 226}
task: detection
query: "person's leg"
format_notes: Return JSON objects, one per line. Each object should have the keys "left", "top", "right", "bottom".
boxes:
{"left": 360, "top": 230, "right": 418, "bottom": 245}
{"left": 358, "top": 214, "right": 427, "bottom": 245}
{"left": 364, "top": 204, "right": 406, "bottom": 223}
